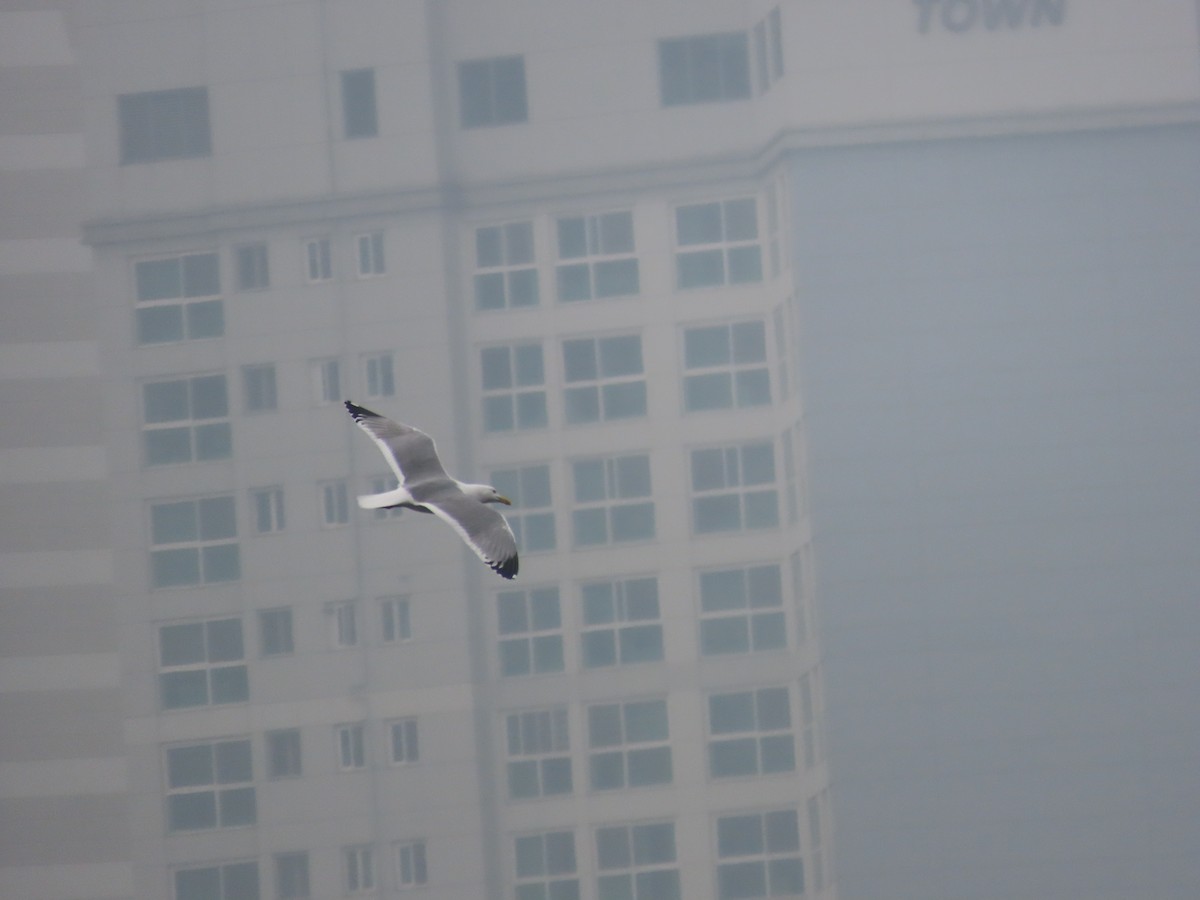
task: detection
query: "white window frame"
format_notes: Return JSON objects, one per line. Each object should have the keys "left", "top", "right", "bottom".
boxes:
{"left": 505, "top": 707, "right": 572, "bottom": 799}
{"left": 380, "top": 595, "right": 412, "bottom": 643}
{"left": 395, "top": 840, "right": 428, "bottom": 888}
{"left": 319, "top": 480, "right": 349, "bottom": 527}
{"left": 336, "top": 723, "right": 366, "bottom": 771}
{"left": 328, "top": 600, "right": 358, "bottom": 648}
{"left": 343, "top": 844, "right": 375, "bottom": 893}
{"left": 472, "top": 220, "right": 538, "bottom": 311}
{"left": 570, "top": 454, "right": 655, "bottom": 546}
{"left": 250, "top": 486, "right": 285, "bottom": 534}
{"left": 706, "top": 685, "right": 796, "bottom": 779}
{"left": 689, "top": 439, "right": 780, "bottom": 534}
{"left": 586, "top": 698, "right": 673, "bottom": 791}
{"left": 164, "top": 737, "right": 255, "bottom": 832}
{"left": 305, "top": 237, "right": 333, "bottom": 282}
{"left": 363, "top": 351, "right": 395, "bottom": 397}
{"left": 356, "top": 231, "right": 386, "bottom": 277}
{"left": 388, "top": 718, "right": 419, "bottom": 765}
{"left": 496, "top": 587, "right": 565, "bottom": 677}
{"left": 554, "top": 210, "right": 639, "bottom": 302}
{"left": 133, "top": 251, "right": 223, "bottom": 345}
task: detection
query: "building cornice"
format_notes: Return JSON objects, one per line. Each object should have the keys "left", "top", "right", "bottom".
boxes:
{"left": 81, "top": 102, "right": 1200, "bottom": 249}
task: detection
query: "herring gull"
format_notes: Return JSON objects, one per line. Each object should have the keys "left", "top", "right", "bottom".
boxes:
{"left": 345, "top": 401, "right": 518, "bottom": 580}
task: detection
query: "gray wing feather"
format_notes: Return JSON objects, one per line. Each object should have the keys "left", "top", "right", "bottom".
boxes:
{"left": 426, "top": 493, "right": 519, "bottom": 580}
{"left": 345, "top": 402, "right": 449, "bottom": 487}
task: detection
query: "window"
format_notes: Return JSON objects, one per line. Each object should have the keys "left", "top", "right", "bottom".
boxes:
{"left": 235, "top": 242, "right": 269, "bottom": 291}
{"left": 799, "top": 672, "right": 819, "bottom": 770}
{"left": 364, "top": 351, "right": 395, "bottom": 397}
{"left": 251, "top": 487, "right": 285, "bottom": 534}
{"left": 389, "top": 718, "right": 419, "bottom": 765}
{"left": 380, "top": 595, "right": 412, "bottom": 643}
{"left": 343, "top": 845, "right": 374, "bottom": 893}
{"left": 258, "top": 608, "right": 293, "bottom": 657}
{"left": 356, "top": 231, "right": 385, "bottom": 277}
{"left": 491, "top": 465, "right": 555, "bottom": 552}
{"left": 320, "top": 480, "right": 349, "bottom": 526}
{"left": 312, "top": 358, "right": 341, "bottom": 404}
{"left": 675, "top": 198, "right": 762, "bottom": 289}
{"left": 341, "top": 68, "right": 378, "bottom": 138}
{"left": 658, "top": 33, "right": 750, "bottom": 106}
{"left": 752, "top": 9, "right": 785, "bottom": 95}
{"left": 150, "top": 495, "right": 240, "bottom": 588}
{"left": 119, "top": 86, "right": 210, "bottom": 164}
{"left": 458, "top": 55, "right": 527, "bottom": 127}
{"left": 563, "top": 335, "right": 646, "bottom": 424}
{"left": 165, "top": 738, "right": 255, "bottom": 831}
{"left": 587, "top": 699, "right": 672, "bottom": 790}
{"left": 691, "top": 440, "right": 779, "bottom": 533}
{"left": 174, "top": 861, "right": 259, "bottom": 900}
{"left": 143, "top": 374, "right": 231, "bottom": 465}
{"left": 555, "top": 211, "right": 639, "bottom": 302}
{"left": 480, "top": 343, "right": 547, "bottom": 432}
{"left": 158, "top": 617, "right": 248, "bottom": 710}
{"left": 571, "top": 454, "right": 655, "bottom": 546}
{"left": 329, "top": 600, "right": 358, "bottom": 647}
{"left": 595, "top": 822, "right": 680, "bottom": 900}
{"left": 304, "top": 237, "right": 333, "bottom": 282}
{"left": 580, "top": 577, "right": 663, "bottom": 668}
{"left": 134, "top": 252, "right": 222, "bottom": 344}
{"left": 505, "top": 707, "right": 572, "bottom": 799}
{"left": 242, "top": 364, "right": 278, "bottom": 412}
{"left": 807, "top": 794, "right": 828, "bottom": 893}
{"left": 473, "top": 221, "right": 537, "bottom": 310}
{"left": 395, "top": 841, "right": 428, "bottom": 888}
{"left": 497, "top": 587, "right": 564, "bottom": 677}
{"left": 698, "top": 564, "right": 787, "bottom": 655}
{"left": 683, "top": 320, "right": 770, "bottom": 412}
{"left": 274, "top": 852, "right": 310, "bottom": 899}
{"left": 266, "top": 728, "right": 302, "bottom": 779}
{"left": 707, "top": 686, "right": 795, "bottom": 778}
{"left": 715, "top": 810, "right": 803, "bottom": 900}
{"left": 781, "top": 428, "right": 798, "bottom": 524}
{"left": 515, "top": 831, "right": 577, "bottom": 900}
{"left": 337, "top": 724, "right": 366, "bottom": 770}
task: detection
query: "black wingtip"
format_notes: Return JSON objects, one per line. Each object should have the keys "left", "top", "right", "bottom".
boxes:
{"left": 344, "top": 400, "right": 380, "bottom": 421}
{"left": 492, "top": 555, "right": 519, "bottom": 580}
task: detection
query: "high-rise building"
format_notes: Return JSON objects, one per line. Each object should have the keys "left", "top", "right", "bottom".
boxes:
{"left": 4, "top": 3, "right": 1198, "bottom": 900}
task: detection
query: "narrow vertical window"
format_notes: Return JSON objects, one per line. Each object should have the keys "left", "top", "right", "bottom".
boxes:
{"left": 341, "top": 68, "right": 378, "bottom": 138}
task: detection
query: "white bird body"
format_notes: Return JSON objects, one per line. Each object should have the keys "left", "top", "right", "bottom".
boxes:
{"left": 345, "top": 401, "right": 519, "bottom": 579}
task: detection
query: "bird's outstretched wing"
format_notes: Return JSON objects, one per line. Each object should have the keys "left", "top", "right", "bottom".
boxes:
{"left": 344, "top": 401, "right": 448, "bottom": 489}
{"left": 425, "top": 492, "right": 519, "bottom": 580}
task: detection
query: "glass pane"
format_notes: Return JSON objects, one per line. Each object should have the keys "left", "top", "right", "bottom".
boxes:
{"left": 545, "top": 832, "right": 576, "bottom": 874}
{"left": 760, "top": 734, "right": 796, "bottom": 773}
{"left": 517, "top": 886, "right": 548, "bottom": 900}
{"left": 523, "top": 512, "right": 555, "bottom": 551}
{"left": 458, "top": 60, "right": 493, "bottom": 126}
{"left": 618, "top": 624, "right": 663, "bottom": 663}
{"left": 751, "top": 612, "right": 787, "bottom": 650}
{"left": 709, "top": 692, "right": 755, "bottom": 734}
{"left": 572, "top": 460, "right": 606, "bottom": 502}
{"left": 572, "top": 508, "right": 607, "bottom": 545}
{"left": 215, "top": 740, "right": 252, "bottom": 783}
{"left": 514, "top": 345, "right": 545, "bottom": 386}
{"left": 765, "top": 811, "right": 801, "bottom": 853}
{"left": 598, "top": 336, "right": 642, "bottom": 377}
{"left": 219, "top": 786, "right": 257, "bottom": 826}
{"left": 532, "top": 635, "right": 564, "bottom": 673}
{"left": 521, "top": 466, "right": 552, "bottom": 506}
{"left": 516, "top": 392, "right": 548, "bottom": 429}
{"left": 500, "top": 639, "right": 530, "bottom": 676}
{"left": 757, "top": 688, "right": 792, "bottom": 729}
{"left": 718, "top": 815, "right": 763, "bottom": 856}
{"left": 614, "top": 456, "right": 651, "bottom": 497}
{"left": 210, "top": 665, "right": 249, "bottom": 704}
{"left": 484, "top": 395, "right": 515, "bottom": 432}
{"left": 515, "top": 835, "right": 545, "bottom": 877}
{"left": 582, "top": 630, "right": 616, "bottom": 667}
{"left": 152, "top": 548, "right": 200, "bottom": 587}
{"left": 182, "top": 253, "right": 220, "bottom": 296}
{"left": 541, "top": 757, "right": 572, "bottom": 794}
{"left": 694, "top": 495, "right": 741, "bottom": 533}
{"left": 594, "top": 258, "right": 639, "bottom": 297}
{"left": 734, "top": 369, "right": 771, "bottom": 407}
{"left": 598, "top": 212, "right": 634, "bottom": 253}
{"left": 596, "top": 828, "right": 631, "bottom": 869}
{"left": 152, "top": 501, "right": 196, "bottom": 544}
{"left": 190, "top": 374, "right": 228, "bottom": 418}
{"left": 222, "top": 862, "right": 260, "bottom": 900}
{"left": 186, "top": 299, "right": 224, "bottom": 339}
{"left": 160, "top": 670, "right": 208, "bottom": 709}
{"left": 168, "top": 791, "right": 216, "bottom": 830}
{"left": 624, "top": 700, "right": 667, "bottom": 742}
{"left": 530, "top": 589, "right": 560, "bottom": 629}
{"left": 562, "top": 340, "right": 597, "bottom": 382}
{"left": 508, "top": 760, "right": 539, "bottom": 798}
{"left": 728, "top": 245, "right": 763, "bottom": 284}
{"left": 700, "top": 569, "right": 746, "bottom": 611}
{"left": 710, "top": 738, "right": 758, "bottom": 777}
{"left": 175, "top": 867, "right": 219, "bottom": 900}
{"left": 168, "top": 744, "right": 213, "bottom": 787}
{"left": 145, "top": 428, "right": 191, "bottom": 465}
{"left": 206, "top": 618, "right": 243, "bottom": 661}
{"left": 475, "top": 272, "right": 505, "bottom": 310}
{"left": 658, "top": 38, "right": 689, "bottom": 105}
{"left": 582, "top": 583, "right": 614, "bottom": 624}
{"left": 624, "top": 579, "right": 659, "bottom": 618}
{"left": 597, "top": 875, "right": 632, "bottom": 900}
{"left": 136, "top": 258, "right": 182, "bottom": 300}
{"left": 701, "top": 617, "right": 749, "bottom": 655}
{"left": 632, "top": 823, "right": 675, "bottom": 864}
{"left": 505, "top": 221, "right": 534, "bottom": 264}
{"left": 676, "top": 202, "right": 722, "bottom": 245}
{"left": 557, "top": 217, "right": 587, "bottom": 258}
{"left": 493, "top": 56, "right": 528, "bottom": 123}
{"left": 136, "top": 305, "right": 183, "bottom": 344}
{"left": 747, "top": 566, "right": 782, "bottom": 607}
{"left": 497, "top": 593, "right": 528, "bottom": 634}
{"left": 588, "top": 704, "right": 622, "bottom": 747}
{"left": 475, "top": 226, "right": 502, "bottom": 267}
{"left": 691, "top": 448, "right": 728, "bottom": 491}
{"left": 741, "top": 444, "right": 775, "bottom": 485}
{"left": 160, "top": 622, "right": 204, "bottom": 666}
{"left": 731, "top": 321, "right": 766, "bottom": 362}
{"left": 588, "top": 751, "right": 624, "bottom": 790}
{"left": 198, "top": 496, "right": 236, "bottom": 540}
{"left": 677, "top": 249, "right": 724, "bottom": 288}
{"left": 718, "top": 862, "right": 766, "bottom": 900}
{"left": 636, "top": 870, "right": 680, "bottom": 900}
{"left": 144, "top": 380, "right": 188, "bottom": 423}
{"left": 723, "top": 198, "right": 758, "bottom": 241}
{"left": 602, "top": 382, "right": 646, "bottom": 419}
{"left": 202, "top": 544, "right": 241, "bottom": 582}
{"left": 768, "top": 858, "right": 804, "bottom": 896}
{"left": 610, "top": 502, "right": 653, "bottom": 542}
{"left": 564, "top": 386, "right": 600, "bottom": 424}
{"left": 194, "top": 422, "right": 232, "bottom": 460}
{"left": 508, "top": 268, "right": 539, "bottom": 306}
{"left": 627, "top": 745, "right": 672, "bottom": 786}
{"left": 480, "top": 346, "right": 512, "bottom": 389}
{"left": 685, "top": 326, "right": 730, "bottom": 368}
{"left": 685, "top": 373, "right": 733, "bottom": 412}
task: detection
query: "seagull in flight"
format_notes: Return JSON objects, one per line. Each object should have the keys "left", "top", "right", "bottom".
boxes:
{"left": 345, "top": 401, "right": 518, "bottom": 579}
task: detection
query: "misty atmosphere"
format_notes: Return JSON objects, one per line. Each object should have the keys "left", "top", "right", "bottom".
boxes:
{"left": 1, "top": 2, "right": 1198, "bottom": 900}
